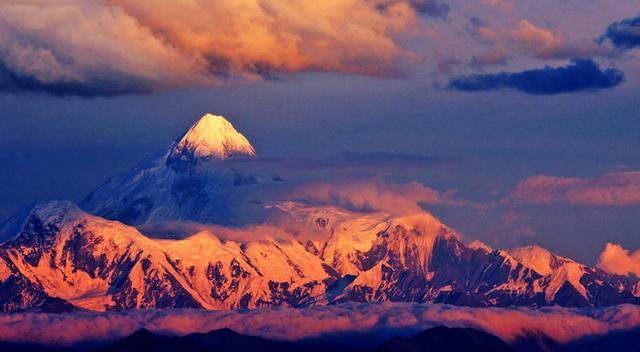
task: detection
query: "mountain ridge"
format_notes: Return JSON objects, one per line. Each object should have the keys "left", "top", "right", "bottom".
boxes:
{"left": 95, "top": 326, "right": 514, "bottom": 352}
{"left": 0, "top": 199, "right": 638, "bottom": 312}
{"left": 1, "top": 113, "right": 638, "bottom": 312}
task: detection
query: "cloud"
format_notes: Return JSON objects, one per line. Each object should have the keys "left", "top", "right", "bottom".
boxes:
{"left": 436, "top": 57, "right": 464, "bottom": 74}
{"left": 466, "top": 19, "right": 614, "bottom": 64}
{"left": 126, "top": 179, "right": 476, "bottom": 242}
{"left": 509, "top": 175, "right": 584, "bottom": 204}
{"left": 375, "top": 0, "right": 450, "bottom": 18}
{"left": 0, "top": 303, "right": 639, "bottom": 348}
{"left": 600, "top": 16, "right": 640, "bottom": 50}
{"left": 508, "top": 20, "right": 566, "bottom": 59}
{"left": 0, "top": 2, "right": 197, "bottom": 96}
{"left": 508, "top": 171, "right": 640, "bottom": 206}
{"left": 470, "top": 50, "right": 508, "bottom": 67}
{"left": 466, "top": 17, "right": 499, "bottom": 44}
{"left": 508, "top": 20, "right": 612, "bottom": 60}
{"left": 116, "top": 153, "right": 457, "bottom": 228}
{"left": 598, "top": 243, "right": 640, "bottom": 277}
{"left": 289, "top": 180, "right": 474, "bottom": 215}
{"left": 0, "top": 0, "right": 422, "bottom": 96}
{"left": 448, "top": 59, "right": 623, "bottom": 95}
{"left": 407, "top": 0, "right": 450, "bottom": 18}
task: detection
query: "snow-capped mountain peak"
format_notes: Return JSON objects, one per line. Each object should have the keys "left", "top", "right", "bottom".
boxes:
{"left": 80, "top": 113, "right": 279, "bottom": 225}
{"left": 168, "top": 113, "right": 256, "bottom": 163}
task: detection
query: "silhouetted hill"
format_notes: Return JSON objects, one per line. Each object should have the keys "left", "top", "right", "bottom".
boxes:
{"left": 378, "top": 326, "right": 514, "bottom": 352}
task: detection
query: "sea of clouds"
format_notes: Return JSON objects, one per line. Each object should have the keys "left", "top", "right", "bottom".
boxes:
{"left": 1, "top": 302, "right": 640, "bottom": 348}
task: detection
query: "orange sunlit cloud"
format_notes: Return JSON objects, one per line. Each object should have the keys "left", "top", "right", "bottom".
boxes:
{"left": 0, "top": 0, "right": 423, "bottom": 95}
{"left": 509, "top": 171, "right": 640, "bottom": 206}
{"left": 598, "top": 243, "right": 640, "bottom": 276}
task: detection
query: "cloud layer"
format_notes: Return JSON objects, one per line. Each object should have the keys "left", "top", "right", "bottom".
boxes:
{"left": 2, "top": 1, "right": 635, "bottom": 96}
{"left": 1, "top": 303, "right": 639, "bottom": 347}
{"left": 0, "top": 2, "right": 197, "bottom": 96}
{"left": 290, "top": 180, "right": 462, "bottom": 215}
{"left": 509, "top": 171, "right": 640, "bottom": 206}
{"left": 598, "top": 243, "right": 640, "bottom": 276}
{"left": 0, "top": 0, "right": 421, "bottom": 95}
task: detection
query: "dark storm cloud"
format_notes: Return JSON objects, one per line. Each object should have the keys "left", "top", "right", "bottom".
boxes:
{"left": 448, "top": 59, "right": 623, "bottom": 95}
{"left": 0, "top": 61, "right": 152, "bottom": 97}
{"left": 600, "top": 16, "right": 640, "bottom": 49}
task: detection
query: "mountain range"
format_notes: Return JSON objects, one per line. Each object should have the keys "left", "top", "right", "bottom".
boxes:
{"left": 99, "top": 325, "right": 514, "bottom": 352}
{"left": 0, "top": 113, "right": 638, "bottom": 312}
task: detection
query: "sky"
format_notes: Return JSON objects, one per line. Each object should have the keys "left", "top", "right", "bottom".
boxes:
{"left": 0, "top": 0, "right": 639, "bottom": 265}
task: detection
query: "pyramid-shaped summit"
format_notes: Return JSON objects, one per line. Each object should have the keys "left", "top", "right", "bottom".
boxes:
{"left": 168, "top": 113, "right": 256, "bottom": 163}
{"left": 80, "top": 113, "right": 269, "bottom": 225}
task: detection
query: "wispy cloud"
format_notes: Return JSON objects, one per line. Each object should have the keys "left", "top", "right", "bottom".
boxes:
{"left": 470, "top": 50, "right": 508, "bottom": 67}
{"left": 289, "top": 180, "right": 474, "bottom": 215}
{"left": 507, "top": 20, "right": 613, "bottom": 60}
{"left": 465, "top": 19, "right": 615, "bottom": 63}
{"left": 508, "top": 171, "right": 640, "bottom": 206}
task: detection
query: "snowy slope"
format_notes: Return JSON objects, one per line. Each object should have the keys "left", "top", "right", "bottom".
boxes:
{"left": 0, "top": 201, "right": 334, "bottom": 311}
{"left": 0, "top": 200, "right": 638, "bottom": 312}
{"left": 272, "top": 202, "right": 640, "bottom": 308}
{"left": 167, "top": 113, "right": 256, "bottom": 163}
